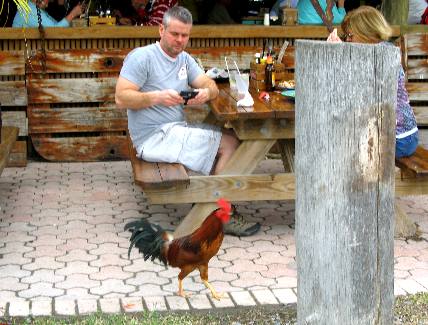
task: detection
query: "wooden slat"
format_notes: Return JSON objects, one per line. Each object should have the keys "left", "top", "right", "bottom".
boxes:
{"left": 7, "top": 140, "right": 27, "bottom": 167}
{"left": 27, "top": 78, "right": 117, "bottom": 104}
{"left": 0, "top": 126, "right": 19, "bottom": 175}
{"left": 406, "top": 33, "right": 428, "bottom": 56}
{"left": 28, "top": 106, "right": 127, "bottom": 133}
{"left": 128, "top": 135, "right": 189, "bottom": 190}
{"left": 395, "top": 146, "right": 428, "bottom": 177}
{"left": 407, "top": 59, "right": 428, "bottom": 80}
{"left": 1, "top": 111, "right": 28, "bottom": 136}
{"left": 231, "top": 119, "right": 294, "bottom": 140}
{"left": 27, "top": 49, "right": 130, "bottom": 74}
{"left": 0, "top": 81, "right": 27, "bottom": 106}
{"left": 413, "top": 106, "right": 428, "bottom": 125}
{"left": 31, "top": 134, "right": 129, "bottom": 161}
{"left": 407, "top": 82, "right": 428, "bottom": 101}
{"left": 145, "top": 173, "right": 295, "bottom": 204}
{"left": 0, "top": 51, "right": 25, "bottom": 76}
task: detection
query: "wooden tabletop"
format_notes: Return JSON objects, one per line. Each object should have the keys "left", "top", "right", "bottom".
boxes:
{"left": 209, "top": 83, "right": 295, "bottom": 121}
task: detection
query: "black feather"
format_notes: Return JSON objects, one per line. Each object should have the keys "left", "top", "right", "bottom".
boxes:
{"left": 124, "top": 218, "right": 168, "bottom": 265}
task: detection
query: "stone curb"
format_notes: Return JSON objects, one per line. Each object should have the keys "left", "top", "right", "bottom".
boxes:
{"left": 0, "top": 288, "right": 298, "bottom": 318}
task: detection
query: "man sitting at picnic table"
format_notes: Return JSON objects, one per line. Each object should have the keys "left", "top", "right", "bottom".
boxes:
{"left": 115, "top": 6, "right": 261, "bottom": 237}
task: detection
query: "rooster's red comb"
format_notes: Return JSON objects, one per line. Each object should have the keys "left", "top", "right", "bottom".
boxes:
{"left": 217, "top": 198, "right": 231, "bottom": 213}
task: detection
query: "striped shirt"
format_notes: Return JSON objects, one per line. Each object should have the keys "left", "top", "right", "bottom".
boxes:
{"left": 142, "top": 0, "right": 178, "bottom": 26}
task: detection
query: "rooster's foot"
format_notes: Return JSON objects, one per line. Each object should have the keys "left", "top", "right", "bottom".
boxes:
{"left": 177, "top": 290, "right": 191, "bottom": 298}
{"left": 211, "top": 292, "right": 224, "bottom": 301}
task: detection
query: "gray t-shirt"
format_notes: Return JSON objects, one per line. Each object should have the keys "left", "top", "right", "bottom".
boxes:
{"left": 120, "top": 42, "right": 203, "bottom": 150}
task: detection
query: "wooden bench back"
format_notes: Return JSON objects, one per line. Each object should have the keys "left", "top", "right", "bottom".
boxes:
{"left": 401, "top": 33, "right": 428, "bottom": 129}
{"left": 26, "top": 48, "right": 130, "bottom": 161}
{"left": 0, "top": 50, "right": 27, "bottom": 166}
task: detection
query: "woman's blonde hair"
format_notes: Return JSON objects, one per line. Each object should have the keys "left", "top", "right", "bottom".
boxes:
{"left": 341, "top": 6, "right": 392, "bottom": 43}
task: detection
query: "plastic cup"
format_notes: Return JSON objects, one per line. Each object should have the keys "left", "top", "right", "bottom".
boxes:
{"left": 236, "top": 73, "right": 249, "bottom": 96}
{"left": 229, "top": 70, "right": 238, "bottom": 91}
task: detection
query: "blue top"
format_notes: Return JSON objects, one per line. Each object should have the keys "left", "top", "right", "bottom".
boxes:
{"left": 12, "top": 1, "right": 70, "bottom": 28}
{"left": 297, "top": 0, "right": 346, "bottom": 25}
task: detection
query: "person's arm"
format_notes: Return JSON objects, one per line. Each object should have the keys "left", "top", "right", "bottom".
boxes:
{"left": 64, "top": 3, "right": 83, "bottom": 23}
{"left": 332, "top": 0, "right": 346, "bottom": 24}
{"left": 187, "top": 74, "right": 219, "bottom": 105}
{"left": 115, "top": 76, "right": 184, "bottom": 110}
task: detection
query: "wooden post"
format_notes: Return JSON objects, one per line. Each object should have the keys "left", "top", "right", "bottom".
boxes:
{"left": 382, "top": 0, "right": 409, "bottom": 26}
{"left": 295, "top": 40, "right": 400, "bottom": 324}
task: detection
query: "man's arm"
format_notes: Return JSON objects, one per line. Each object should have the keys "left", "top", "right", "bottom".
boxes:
{"left": 187, "top": 74, "right": 219, "bottom": 105}
{"left": 115, "top": 76, "right": 184, "bottom": 110}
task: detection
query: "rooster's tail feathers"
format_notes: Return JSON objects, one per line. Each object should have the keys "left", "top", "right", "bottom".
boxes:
{"left": 125, "top": 219, "right": 167, "bottom": 265}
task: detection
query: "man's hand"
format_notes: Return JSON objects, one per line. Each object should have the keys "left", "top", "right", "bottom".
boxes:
{"left": 186, "top": 88, "right": 211, "bottom": 105}
{"left": 157, "top": 89, "right": 185, "bottom": 106}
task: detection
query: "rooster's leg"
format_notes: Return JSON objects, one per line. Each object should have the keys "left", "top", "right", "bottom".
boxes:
{"left": 203, "top": 280, "right": 223, "bottom": 300}
{"left": 177, "top": 278, "right": 191, "bottom": 298}
{"left": 199, "top": 264, "right": 223, "bottom": 300}
{"left": 177, "top": 267, "right": 193, "bottom": 298}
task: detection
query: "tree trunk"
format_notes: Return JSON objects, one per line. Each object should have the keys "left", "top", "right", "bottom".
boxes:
{"left": 295, "top": 40, "right": 400, "bottom": 324}
{"left": 382, "top": 0, "right": 409, "bottom": 25}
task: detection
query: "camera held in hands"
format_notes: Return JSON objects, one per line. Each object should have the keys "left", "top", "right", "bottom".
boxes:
{"left": 180, "top": 90, "right": 199, "bottom": 104}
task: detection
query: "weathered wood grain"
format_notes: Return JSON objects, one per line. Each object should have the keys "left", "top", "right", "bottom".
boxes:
{"left": 31, "top": 134, "right": 129, "bottom": 161}
{"left": 0, "top": 126, "right": 19, "bottom": 175}
{"left": 0, "top": 81, "right": 27, "bottom": 106}
{"left": 7, "top": 141, "right": 27, "bottom": 167}
{"left": 27, "top": 49, "right": 129, "bottom": 74}
{"left": 27, "top": 78, "right": 117, "bottom": 104}
{"left": 146, "top": 173, "right": 295, "bottom": 204}
{"left": 0, "top": 51, "right": 25, "bottom": 76}
{"left": 28, "top": 106, "right": 127, "bottom": 133}
{"left": 1, "top": 111, "right": 28, "bottom": 136}
{"left": 295, "top": 40, "right": 399, "bottom": 324}
{"left": 406, "top": 33, "right": 428, "bottom": 56}
{"left": 407, "top": 82, "right": 428, "bottom": 101}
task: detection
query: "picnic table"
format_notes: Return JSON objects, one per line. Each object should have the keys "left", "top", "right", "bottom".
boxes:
{"left": 170, "top": 84, "right": 297, "bottom": 237}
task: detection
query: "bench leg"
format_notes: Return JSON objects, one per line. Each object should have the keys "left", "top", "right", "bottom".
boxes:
{"left": 394, "top": 200, "right": 417, "bottom": 238}
{"left": 278, "top": 139, "right": 295, "bottom": 173}
{"left": 173, "top": 139, "right": 277, "bottom": 238}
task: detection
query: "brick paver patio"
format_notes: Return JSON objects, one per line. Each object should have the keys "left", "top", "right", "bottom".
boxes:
{"left": 0, "top": 160, "right": 427, "bottom": 317}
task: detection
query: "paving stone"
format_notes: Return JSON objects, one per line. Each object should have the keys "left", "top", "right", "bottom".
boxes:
{"left": 395, "top": 278, "right": 427, "bottom": 294}
{"left": 19, "top": 282, "right": 64, "bottom": 299}
{"left": 209, "top": 292, "right": 235, "bottom": 308}
{"left": 77, "top": 298, "right": 98, "bottom": 315}
{"left": 56, "top": 249, "right": 97, "bottom": 263}
{"left": 55, "top": 298, "right": 76, "bottom": 315}
{"left": 57, "top": 239, "right": 97, "bottom": 252}
{"left": 0, "top": 242, "right": 34, "bottom": 254}
{"left": 143, "top": 296, "right": 168, "bottom": 311}
{"left": 99, "top": 297, "right": 121, "bottom": 314}
{"left": 22, "top": 257, "right": 65, "bottom": 271}
{"left": 252, "top": 289, "right": 279, "bottom": 305}
{"left": 166, "top": 296, "right": 190, "bottom": 310}
{"left": 129, "top": 284, "right": 167, "bottom": 297}
{"left": 121, "top": 297, "right": 145, "bottom": 313}
{"left": 56, "top": 261, "right": 99, "bottom": 276}
{"left": 188, "top": 294, "right": 212, "bottom": 309}
{"left": 0, "top": 300, "right": 6, "bottom": 317}
{"left": 126, "top": 272, "right": 169, "bottom": 286}
{"left": 0, "top": 277, "right": 28, "bottom": 291}
{"left": 90, "top": 279, "right": 135, "bottom": 295}
{"left": 272, "top": 288, "right": 297, "bottom": 304}
{"left": 0, "top": 265, "right": 31, "bottom": 278}
{"left": 90, "top": 266, "right": 132, "bottom": 281}
{"left": 31, "top": 299, "right": 52, "bottom": 316}
{"left": 8, "top": 299, "right": 29, "bottom": 316}
{"left": 61, "top": 288, "right": 100, "bottom": 300}
{"left": 230, "top": 291, "right": 257, "bottom": 306}
{"left": 56, "top": 274, "right": 100, "bottom": 289}
{"left": 0, "top": 253, "right": 32, "bottom": 266}
{"left": 90, "top": 254, "right": 130, "bottom": 267}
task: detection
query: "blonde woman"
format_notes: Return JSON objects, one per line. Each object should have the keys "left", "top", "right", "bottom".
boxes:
{"left": 339, "top": 6, "right": 419, "bottom": 158}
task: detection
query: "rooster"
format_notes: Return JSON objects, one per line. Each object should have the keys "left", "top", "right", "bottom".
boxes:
{"left": 125, "top": 198, "right": 231, "bottom": 300}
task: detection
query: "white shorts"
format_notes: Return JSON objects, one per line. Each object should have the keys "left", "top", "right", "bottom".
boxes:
{"left": 136, "top": 122, "right": 222, "bottom": 175}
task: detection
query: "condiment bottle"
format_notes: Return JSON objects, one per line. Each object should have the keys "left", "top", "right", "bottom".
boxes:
{"left": 265, "top": 55, "right": 274, "bottom": 91}
{"left": 255, "top": 53, "right": 261, "bottom": 64}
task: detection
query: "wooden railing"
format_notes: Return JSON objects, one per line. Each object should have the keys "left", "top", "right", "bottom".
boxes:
{"left": 0, "top": 24, "right": 421, "bottom": 162}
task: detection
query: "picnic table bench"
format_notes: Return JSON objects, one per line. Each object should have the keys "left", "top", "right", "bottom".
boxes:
{"left": 0, "top": 126, "right": 19, "bottom": 176}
